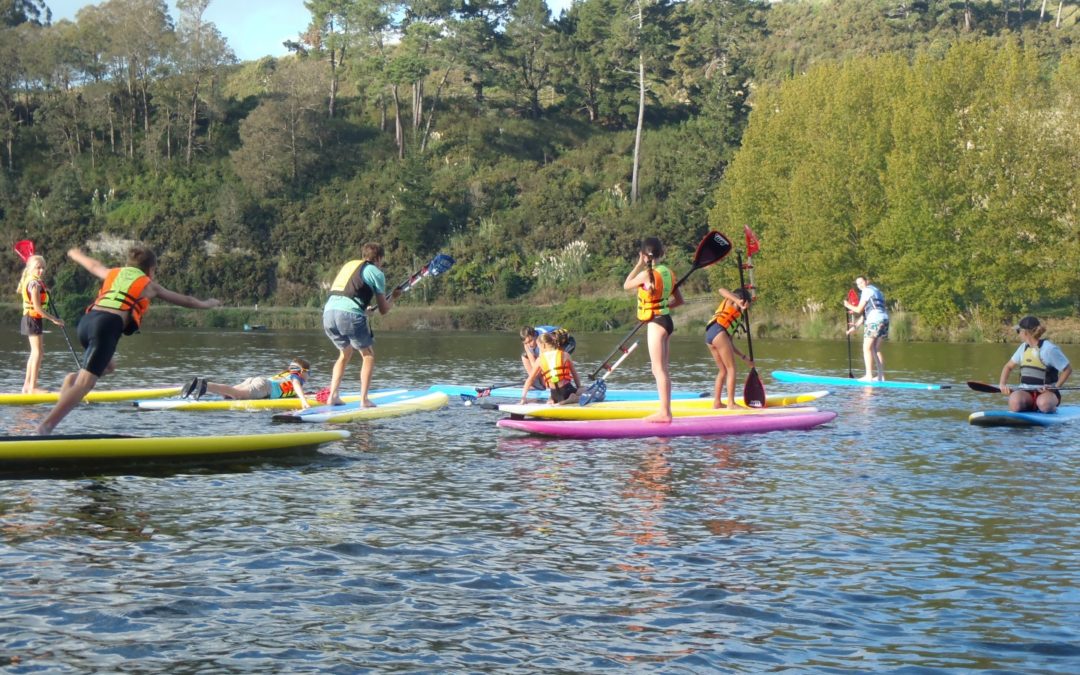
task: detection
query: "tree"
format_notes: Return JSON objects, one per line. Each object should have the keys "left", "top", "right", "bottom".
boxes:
{"left": 499, "top": 0, "right": 555, "bottom": 118}
{"left": 175, "top": 0, "right": 235, "bottom": 165}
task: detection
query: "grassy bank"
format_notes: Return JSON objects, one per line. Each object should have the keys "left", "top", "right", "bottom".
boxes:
{"left": 3, "top": 300, "right": 1077, "bottom": 344}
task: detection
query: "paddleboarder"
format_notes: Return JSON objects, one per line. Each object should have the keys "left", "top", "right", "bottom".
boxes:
{"left": 705, "top": 287, "right": 753, "bottom": 410}
{"left": 998, "top": 316, "right": 1072, "bottom": 413}
{"left": 519, "top": 331, "right": 582, "bottom": 405}
{"left": 16, "top": 254, "right": 65, "bottom": 394}
{"left": 36, "top": 246, "right": 221, "bottom": 435}
{"left": 624, "top": 236, "right": 684, "bottom": 423}
{"left": 183, "top": 357, "right": 312, "bottom": 409}
{"left": 520, "top": 325, "right": 575, "bottom": 389}
{"left": 843, "top": 275, "right": 889, "bottom": 382}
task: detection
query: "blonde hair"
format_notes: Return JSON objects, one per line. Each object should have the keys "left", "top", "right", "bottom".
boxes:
{"left": 16, "top": 255, "right": 45, "bottom": 292}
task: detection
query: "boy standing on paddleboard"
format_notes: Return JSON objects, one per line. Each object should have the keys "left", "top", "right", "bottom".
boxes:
{"left": 322, "top": 243, "right": 401, "bottom": 408}
{"left": 36, "top": 246, "right": 221, "bottom": 435}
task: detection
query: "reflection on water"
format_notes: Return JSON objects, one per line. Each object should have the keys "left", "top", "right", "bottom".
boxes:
{"left": 0, "top": 330, "right": 1077, "bottom": 672}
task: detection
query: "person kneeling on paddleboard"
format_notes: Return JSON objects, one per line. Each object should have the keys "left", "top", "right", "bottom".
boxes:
{"left": 520, "top": 325, "right": 576, "bottom": 389}
{"left": 520, "top": 332, "right": 582, "bottom": 405}
{"left": 183, "top": 358, "right": 312, "bottom": 409}
{"left": 36, "top": 246, "right": 221, "bottom": 435}
{"left": 999, "top": 316, "right": 1072, "bottom": 414}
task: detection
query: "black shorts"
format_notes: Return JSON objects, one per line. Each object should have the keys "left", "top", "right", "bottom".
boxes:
{"left": 650, "top": 314, "right": 674, "bottom": 335}
{"left": 551, "top": 382, "right": 578, "bottom": 404}
{"left": 78, "top": 311, "right": 126, "bottom": 377}
{"left": 19, "top": 315, "right": 43, "bottom": 336}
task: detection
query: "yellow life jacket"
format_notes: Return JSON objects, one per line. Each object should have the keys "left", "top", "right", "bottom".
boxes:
{"left": 1020, "top": 341, "right": 1059, "bottom": 386}
{"left": 540, "top": 349, "right": 573, "bottom": 387}
{"left": 328, "top": 260, "right": 374, "bottom": 309}
{"left": 18, "top": 272, "right": 48, "bottom": 319}
{"left": 636, "top": 265, "right": 674, "bottom": 321}
{"left": 91, "top": 267, "right": 151, "bottom": 335}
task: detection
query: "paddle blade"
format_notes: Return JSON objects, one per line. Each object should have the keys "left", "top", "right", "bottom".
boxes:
{"left": 967, "top": 381, "right": 1003, "bottom": 393}
{"left": 847, "top": 288, "right": 859, "bottom": 305}
{"left": 14, "top": 240, "right": 35, "bottom": 262}
{"left": 743, "top": 368, "right": 766, "bottom": 408}
{"left": 691, "top": 231, "right": 733, "bottom": 271}
{"left": 428, "top": 253, "right": 455, "bottom": 276}
{"left": 579, "top": 379, "right": 607, "bottom": 406}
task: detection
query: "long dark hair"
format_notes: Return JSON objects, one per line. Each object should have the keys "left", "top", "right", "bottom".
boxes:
{"left": 640, "top": 237, "right": 663, "bottom": 274}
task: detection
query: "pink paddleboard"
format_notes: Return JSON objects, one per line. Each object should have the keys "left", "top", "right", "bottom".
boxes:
{"left": 497, "top": 410, "right": 837, "bottom": 439}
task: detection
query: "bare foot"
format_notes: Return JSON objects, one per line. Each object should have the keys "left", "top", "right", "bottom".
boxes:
{"left": 726, "top": 403, "right": 739, "bottom": 410}
{"left": 643, "top": 412, "right": 673, "bottom": 423}
{"left": 35, "top": 422, "right": 55, "bottom": 436}
{"left": 328, "top": 398, "right": 346, "bottom": 406}
{"left": 361, "top": 400, "right": 377, "bottom": 409}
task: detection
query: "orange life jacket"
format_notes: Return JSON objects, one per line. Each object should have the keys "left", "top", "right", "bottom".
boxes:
{"left": 636, "top": 265, "right": 674, "bottom": 321}
{"left": 540, "top": 349, "right": 573, "bottom": 388}
{"left": 19, "top": 273, "right": 48, "bottom": 319}
{"left": 710, "top": 298, "right": 744, "bottom": 333}
{"left": 91, "top": 267, "right": 151, "bottom": 334}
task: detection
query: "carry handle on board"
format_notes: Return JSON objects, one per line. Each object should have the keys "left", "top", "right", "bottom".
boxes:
{"left": 588, "top": 231, "right": 734, "bottom": 381}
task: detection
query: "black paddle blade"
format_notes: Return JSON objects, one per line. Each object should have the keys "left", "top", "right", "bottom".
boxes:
{"left": 743, "top": 368, "right": 766, "bottom": 408}
{"left": 694, "top": 231, "right": 733, "bottom": 269}
{"left": 967, "top": 381, "right": 1004, "bottom": 393}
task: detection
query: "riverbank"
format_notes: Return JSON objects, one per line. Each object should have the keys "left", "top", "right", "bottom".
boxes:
{"left": 3, "top": 300, "right": 1077, "bottom": 343}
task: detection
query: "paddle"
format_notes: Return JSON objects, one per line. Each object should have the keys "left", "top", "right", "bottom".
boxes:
{"left": 579, "top": 341, "right": 638, "bottom": 405}
{"left": 367, "top": 253, "right": 455, "bottom": 310}
{"left": 736, "top": 251, "right": 765, "bottom": 408}
{"left": 588, "top": 231, "right": 734, "bottom": 381}
{"left": 13, "top": 239, "right": 81, "bottom": 369}
{"left": 967, "top": 381, "right": 1079, "bottom": 393}
{"left": 845, "top": 288, "right": 858, "bottom": 378}
{"left": 457, "top": 381, "right": 525, "bottom": 408}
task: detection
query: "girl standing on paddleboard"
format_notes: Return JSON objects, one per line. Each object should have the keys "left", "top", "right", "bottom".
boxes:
{"left": 624, "top": 237, "right": 683, "bottom": 423}
{"left": 705, "top": 287, "right": 752, "bottom": 410}
{"left": 16, "top": 254, "right": 65, "bottom": 394}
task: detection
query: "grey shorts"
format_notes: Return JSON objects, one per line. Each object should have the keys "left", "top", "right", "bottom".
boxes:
{"left": 233, "top": 376, "right": 271, "bottom": 399}
{"left": 323, "top": 309, "right": 373, "bottom": 350}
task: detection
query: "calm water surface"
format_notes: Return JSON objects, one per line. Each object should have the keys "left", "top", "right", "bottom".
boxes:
{"left": 1, "top": 328, "right": 1077, "bottom": 672}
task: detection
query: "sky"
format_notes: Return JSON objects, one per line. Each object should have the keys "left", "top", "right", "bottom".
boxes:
{"left": 45, "top": 0, "right": 576, "bottom": 63}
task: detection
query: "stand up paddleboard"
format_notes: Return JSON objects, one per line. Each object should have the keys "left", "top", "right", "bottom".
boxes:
{"left": 497, "top": 410, "right": 837, "bottom": 439}
{"left": 968, "top": 406, "right": 1080, "bottom": 428}
{"left": 0, "top": 387, "right": 182, "bottom": 406}
{"left": 0, "top": 430, "right": 350, "bottom": 471}
{"left": 273, "top": 390, "right": 448, "bottom": 423}
{"left": 429, "top": 384, "right": 708, "bottom": 401}
{"left": 771, "top": 371, "right": 950, "bottom": 390}
{"left": 134, "top": 389, "right": 408, "bottom": 411}
{"left": 499, "top": 390, "right": 829, "bottom": 421}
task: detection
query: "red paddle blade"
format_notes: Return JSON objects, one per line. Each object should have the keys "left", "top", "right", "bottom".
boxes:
{"left": 743, "top": 368, "right": 766, "bottom": 408}
{"left": 846, "top": 288, "right": 859, "bottom": 305}
{"left": 14, "top": 240, "right": 35, "bottom": 262}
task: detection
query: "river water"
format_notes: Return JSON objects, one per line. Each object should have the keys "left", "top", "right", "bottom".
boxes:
{"left": 1, "top": 328, "right": 1077, "bottom": 672}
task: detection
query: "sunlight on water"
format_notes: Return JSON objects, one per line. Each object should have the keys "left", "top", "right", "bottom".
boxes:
{"left": 1, "top": 329, "right": 1077, "bottom": 671}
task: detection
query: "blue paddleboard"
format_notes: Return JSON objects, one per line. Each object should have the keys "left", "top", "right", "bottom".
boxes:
{"left": 771, "top": 371, "right": 950, "bottom": 391}
{"left": 968, "top": 406, "right": 1080, "bottom": 428}
{"left": 427, "top": 384, "right": 708, "bottom": 401}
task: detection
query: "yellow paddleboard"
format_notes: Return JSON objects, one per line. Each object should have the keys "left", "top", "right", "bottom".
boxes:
{"left": 0, "top": 430, "right": 350, "bottom": 466}
{"left": 498, "top": 390, "right": 829, "bottom": 421}
{"left": 0, "top": 387, "right": 182, "bottom": 406}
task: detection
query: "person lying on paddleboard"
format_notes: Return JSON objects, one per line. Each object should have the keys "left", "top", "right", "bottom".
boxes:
{"left": 844, "top": 275, "right": 889, "bottom": 382}
{"left": 998, "top": 316, "right": 1072, "bottom": 414}
{"left": 17, "top": 254, "right": 65, "bottom": 394}
{"left": 520, "top": 325, "right": 576, "bottom": 389}
{"left": 706, "top": 287, "right": 753, "bottom": 410}
{"left": 182, "top": 357, "right": 312, "bottom": 409}
{"left": 36, "top": 246, "right": 221, "bottom": 435}
{"left": 520, "top": 331, "right": 582, "bottom": 405}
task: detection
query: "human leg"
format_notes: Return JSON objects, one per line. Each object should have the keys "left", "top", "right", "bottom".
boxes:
{"left": 1008, "top": 390, "right": 1036, "bottom": 412}
{"left": 358, "top": 346, "right": 376, "bottom": 407}
{"left": 871, "top": 336, "right": 885, "bottom": 380}
{"left": 23, "top": 334, "right": 44, "bottom": 394}
{"left": 327, "top": 347, "right": 354, "bottom": 406}
{"left": 36, "top": 369, "right": 100, "bottom": 435}
{"left": 1035, "top": 390, "right": 1060, "bottom": 414}
{"left": 643, "top": 320, "right": 673, "bottom": 423}
{"left": 860, "top": 337, "right": 875, "bottom": 381}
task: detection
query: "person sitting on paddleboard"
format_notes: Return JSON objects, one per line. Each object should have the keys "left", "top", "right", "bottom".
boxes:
{"left": 705, "top": 287, "right": 753, "bottom": 410}
{"left": 182, "top": 357, "right": 312, "bottom": 409}
{"left": 843, "top": 275, "right": 889, "bottom": 382}
{"left": 624, "top": 236, "right": 684, "bottom": 423}
{"left": 36, "top": 246, "right": 221, "bottom": 435}
{"left": 520, "top": 325, "right": 576, "bottom": 389}
{"left": 999, "top": 316, "right": 1072, "bottom": 414}
{"left": 520, "top": 331, "right": 581, "bottom": 405}
{"left": 17, "top": 254, "right": 65, "bottom": 394}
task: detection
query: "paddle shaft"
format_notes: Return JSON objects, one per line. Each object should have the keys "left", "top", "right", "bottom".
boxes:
{"left": 968, "top": 381, "right": 1079, "bottom": 393}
